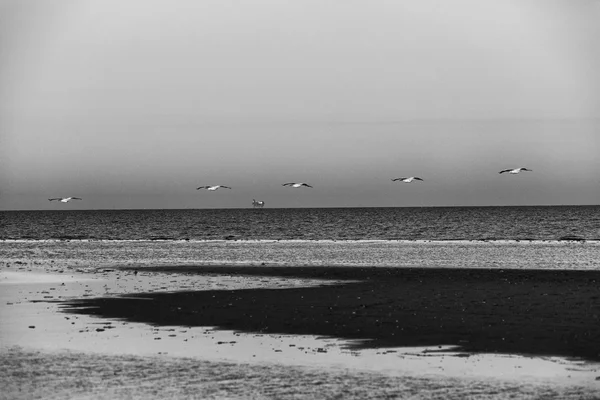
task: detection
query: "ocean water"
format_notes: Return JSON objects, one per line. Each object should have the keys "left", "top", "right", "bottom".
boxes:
{"left": 1, "top": 206, "right": 599, "bottom": 241}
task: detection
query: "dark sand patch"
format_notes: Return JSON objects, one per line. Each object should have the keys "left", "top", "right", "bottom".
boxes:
{"left": 63, "top": 266, "right": 600, "bottom": 361}
{"left": 1, "top": 347, "right": 597, "bottom": 400}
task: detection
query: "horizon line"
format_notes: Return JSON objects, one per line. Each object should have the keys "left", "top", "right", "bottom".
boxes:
{"left": 1, "top": 204, "right": 599, "bottom": 212}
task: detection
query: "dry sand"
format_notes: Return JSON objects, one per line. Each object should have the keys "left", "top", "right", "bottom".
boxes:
{"left": 1, "top": 240, "right": 600, "bottom": 399}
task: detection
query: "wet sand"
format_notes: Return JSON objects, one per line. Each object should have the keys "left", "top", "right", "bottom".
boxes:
{"left": 65, "top": 265, "right": 600, "bottom": 361}
{"left": 1, "top": 241, "right": 600, "bottom": 398}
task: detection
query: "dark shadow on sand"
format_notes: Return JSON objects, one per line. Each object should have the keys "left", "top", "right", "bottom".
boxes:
{"left": 62, "top": 266, "right": 600, "bottom": 361}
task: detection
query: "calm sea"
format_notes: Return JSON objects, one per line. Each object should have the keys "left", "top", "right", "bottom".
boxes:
{"left": 1, "top": 206, "right": 599, "bottom": 241}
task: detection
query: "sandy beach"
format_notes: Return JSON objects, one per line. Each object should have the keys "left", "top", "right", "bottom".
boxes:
{"left": 1, "top": 240, "right": 600, "bottom": 399}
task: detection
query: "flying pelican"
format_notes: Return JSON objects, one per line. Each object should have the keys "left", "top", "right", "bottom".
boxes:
{"left": 391, "top": 177, "right": 424, "bottom": 183}
{"left": 282, "top": 183, "right": 313, "bottom": 188}
{"left": 48, "top": 197, "right": 82, "bottom": 203}
{"left": 196, "top": 185, "right": 232, "bottom": 191}
{"left": 499, "top": 168, "right": 532, "bottom": 174}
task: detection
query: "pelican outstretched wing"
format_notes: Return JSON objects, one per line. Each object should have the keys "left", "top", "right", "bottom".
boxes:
{"left": 283, "top": 182, "right": 312, "bottom": 187}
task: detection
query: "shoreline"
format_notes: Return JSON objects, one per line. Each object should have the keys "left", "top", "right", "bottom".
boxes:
{"left": 2, "top": 240, "right": 599, "bottom": 272}
{"left": 2, "top": 241, "right": 600, "bottom": 397}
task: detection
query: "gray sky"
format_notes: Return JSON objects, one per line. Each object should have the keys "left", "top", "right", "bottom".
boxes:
{"left": 1, "top": 0, "right": 599, "bottom": 209}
